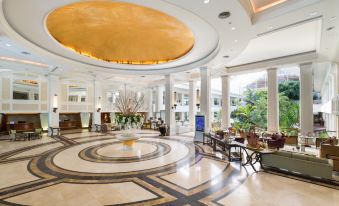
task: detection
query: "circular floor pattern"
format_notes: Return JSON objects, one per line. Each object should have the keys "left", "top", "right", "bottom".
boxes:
{"left": 29, "top": 137, "right": 196, "bottom": 180}
{"left": 79, "top": 140, "right": 171, "bottom": 163}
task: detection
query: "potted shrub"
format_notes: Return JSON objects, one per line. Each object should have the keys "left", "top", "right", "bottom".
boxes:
{"left": 316, "top": 131, "right": 329, "bottom": 148}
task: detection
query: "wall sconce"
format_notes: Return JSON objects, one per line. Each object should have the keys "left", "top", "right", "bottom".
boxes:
{"left": 97, "top": 97, "right": 102, "bottom": 112}
{"left": 172, "top": 91, "right": 177, "bottom": 110}
{"left": 196, "top": 89, "right": 200, "bottom": 110}
{"left": 196, "top": 103, "right": 200, "bottom": 110}
{"left": 53, "top": 94, "right": 58, "bottom": 113}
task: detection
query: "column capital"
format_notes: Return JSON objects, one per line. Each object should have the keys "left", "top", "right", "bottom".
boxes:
{"left": 267, "top": 67, "right": 278, "bottom": 71}
{"left": 200, "top": 67, "right": 209, "bottom": 71}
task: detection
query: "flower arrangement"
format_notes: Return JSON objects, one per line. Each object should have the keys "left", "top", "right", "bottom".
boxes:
{"left": 114, "top": 85, "right": 145, "bottom": 129}
{"left": 116, "top": 113, "right": 144, "bottom": 129}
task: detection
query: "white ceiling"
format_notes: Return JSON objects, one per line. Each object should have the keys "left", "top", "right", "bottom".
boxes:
{"left": 227, "top": 18, "right": 321, "bottom": 67}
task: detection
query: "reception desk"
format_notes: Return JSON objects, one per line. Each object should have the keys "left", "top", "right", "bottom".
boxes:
{"left": 9, "top": 123, "right": 35, "bottom": 132}
{"left": 59, "top": 121, "right": 78, "bottom": 130}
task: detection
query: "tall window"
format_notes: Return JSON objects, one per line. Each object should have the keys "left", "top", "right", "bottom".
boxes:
{"left": 230, "top": 71, "right": 268, "bottom": 130}
{"left": 278, "top": 67, "right": 300, "bottom": 131}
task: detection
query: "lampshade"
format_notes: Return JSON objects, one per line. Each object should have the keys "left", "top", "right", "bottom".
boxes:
{"left": 53, "top": 94, "right": 58, "bottom": 108}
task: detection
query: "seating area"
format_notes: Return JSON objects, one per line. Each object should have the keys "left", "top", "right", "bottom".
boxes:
{"left": 205, "top": 128, "right": 338, "bottom": 181}
{"left": 9, "top": 128, "right": 43, "bottom": 141}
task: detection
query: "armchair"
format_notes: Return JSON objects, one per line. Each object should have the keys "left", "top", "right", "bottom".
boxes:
{"left": 320, "top": 144, "right": 339, "bottom": 172}
{"left": 267, "top": 133, "right": 286, "bottom": 150}
{"left": 34, "top": 128, "right": 43, "bottom": 139}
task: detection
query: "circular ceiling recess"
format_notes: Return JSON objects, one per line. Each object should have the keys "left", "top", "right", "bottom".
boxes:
{"left": 46, "top": 1, "right": 195, "bottom": 65}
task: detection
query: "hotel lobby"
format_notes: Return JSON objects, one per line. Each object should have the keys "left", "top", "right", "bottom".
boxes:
{"left": 0, "top": 0, "right": 339, "bottom": 205}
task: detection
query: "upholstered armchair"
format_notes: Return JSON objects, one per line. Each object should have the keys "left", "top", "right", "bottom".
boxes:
{"left": 267, "top": 133, "right": 286, "bottom": 149}
{"left": 34, "top": 128, "right": 43, "bottom": 139}
{"left": 320, "top": 144, "right": 339, "bottom": 172}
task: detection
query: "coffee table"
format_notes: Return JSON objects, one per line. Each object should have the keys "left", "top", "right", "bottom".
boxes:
{"left": 23, "top": 131, "right": 35, "bottom": 141}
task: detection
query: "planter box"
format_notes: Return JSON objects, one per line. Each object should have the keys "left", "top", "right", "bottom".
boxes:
{"left": 285, "top": 136, "right": 298, "bottom": 146}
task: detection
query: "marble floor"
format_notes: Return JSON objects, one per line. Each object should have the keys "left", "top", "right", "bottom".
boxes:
{"left": 0, "top": 130, "right": 338, "bottom": 205}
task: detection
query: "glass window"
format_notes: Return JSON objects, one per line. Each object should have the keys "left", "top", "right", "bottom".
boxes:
{"left": 213, "top": 98, "right": 220, "bottom": 106}
{"left": 278, "top": 67, "right": 300, "bottom": 130}
{"left": 183, "top": 94, "right": 189, "bottom": 106}
{"left": 13, "top": 80, "right": 39, "bottom": 100}
{"left": 68, "top": 86, "right": 87, "bottom": 102}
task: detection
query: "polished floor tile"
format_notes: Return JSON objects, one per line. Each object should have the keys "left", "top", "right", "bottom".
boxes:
{"left": 6, "top": 182, "right": 157, "bottom": 206}
{"left": 0, "top": 131, "right": 337, "bottom": 206}
{"left": 0, "top": 160, "right": 39, "bottom": 189}
{"left": 218, "top": 172, "right": 339, "bottom": 206}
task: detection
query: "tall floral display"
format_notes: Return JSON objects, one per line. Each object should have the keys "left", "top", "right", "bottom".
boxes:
{"left": 114, "top": 85, "right": 144, "bottom": 130}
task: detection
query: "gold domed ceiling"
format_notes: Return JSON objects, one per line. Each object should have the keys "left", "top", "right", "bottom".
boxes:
{"left": 46, "top": 1, "right": 195, "bottom": 65}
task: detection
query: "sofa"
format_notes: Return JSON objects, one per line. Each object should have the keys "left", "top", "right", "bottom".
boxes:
{"left": 262, "top": 151, "right": 333, "bottom": 179}
{"left": 320, "top": 144, "right": 339, "bottom": 172}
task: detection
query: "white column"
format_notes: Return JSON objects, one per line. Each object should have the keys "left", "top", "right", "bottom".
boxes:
{"left": 189, "top": 80, "right": 197, "bottom": 129}
{"left": 200, "top": 67, "right": 211, "bottom": 132}
{"left": 267, "top": 68, "right": 279, "bottom": 132}
{"left": 48, "top": 75, "right": 60, "bottom": 131}
{"left": 156, "top": 86, "right": 164, "bottom": 113}
{"left": 300, "top": 63, "right": 314, "bottom": 135}
{"left": 92, "top": 80, "right": 102, "bottom": 131}
{"left": 147, "top": 88, "right": 153, "bottom": 119}
{"left": 334, "top": 62, "right": 339, "bottom": 137}
{"left": 165, "top": 74, "right": 175, "bottom": 135}
{"left": 221, "top": 75, "right": 231, "bottom": 129}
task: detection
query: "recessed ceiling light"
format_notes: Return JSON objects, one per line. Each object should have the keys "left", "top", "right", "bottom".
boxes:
{"left": 203, "top": 0, "right": 210, "bottom": 4}
{"left": 327, "top": 26, "right": 335, "bottom": 31}
{"left": 234, "top": 40, "right": 238, "bottom": 43}
{"left": 231, "top": 27, "right": 236, "bottom": 30}
{"left": 218, "top": 11, "right": 231, "bottom": 19}
{"left": 5, "top": 43, "right": 11, "bottom": 47}
{"left": 268, "top": 26, "right": 274, "bottom": 30}
{"left": 309, "top": 11, "right": 318, "bottom": 16}
{"left": 186, "top": 71, "right": 190, "bottom": 74}
{"left": 223, "top": 55, "right": 230, "bottom": 58}
{"left": 21, "top": 51, "right": 31, "bottom": 55}
{"left": 140, "top": 75, "right": 145, "bottom": 78}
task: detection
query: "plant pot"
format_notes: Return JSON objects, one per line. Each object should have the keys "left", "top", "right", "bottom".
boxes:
{"left": 285, "top": 136, "right": 298, "bottom": 146}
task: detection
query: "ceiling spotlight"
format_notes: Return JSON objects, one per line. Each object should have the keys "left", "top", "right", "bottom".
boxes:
{"left": 234, "top": 40, "right": 238, "bottom": 43}
{"left": 218, "top": 11, "right": 231, "bottom": 19}
{"left": 231, "top": 27, "right": 236, "bottom": 30}
{"left": 21, "top": 51, "right": 31, "bottom": 55}
{"left": 186, "top": 71, "right": 191, "bottom": 74}
{"left": 140, "top": 75, "right": 145, "bottom": 78}
{"left": 327, "top": 26, "right": 335, "bottom": 31}
{"left": 204, "top": 0, "right": 210, "bottom": 4}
